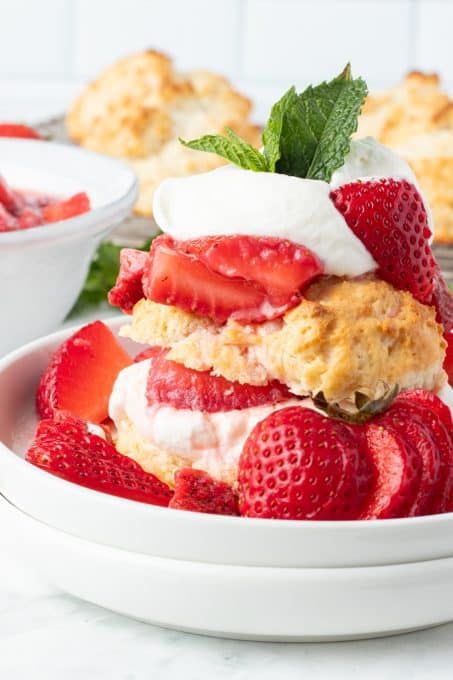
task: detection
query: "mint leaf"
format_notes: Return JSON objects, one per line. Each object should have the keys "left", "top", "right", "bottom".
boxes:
{"left": 262, "top": 86, "right": 298, "bottom": 171}
{"left": 277, "top": 64, "right": 368, "bottom": 181}
{"left": 180, "top": 128, "right": 268, "bottom": 172}
{"left": 180, "top": 64, "right": 367, "bottom": 182}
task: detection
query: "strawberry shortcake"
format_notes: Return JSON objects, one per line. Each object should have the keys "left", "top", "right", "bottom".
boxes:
{"left": 27, "top": 65, "right": 453, "bottom": 521}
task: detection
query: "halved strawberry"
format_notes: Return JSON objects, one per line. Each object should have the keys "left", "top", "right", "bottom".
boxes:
{"left": 169, "top": 468, "right": 239, "bottom": 515}
{"left": 18, "top": 206, "right": 43, "bottom": 229}
{"left": 147, "top": 351, "right": 292, "bottom": 412}
{"left": 36, "top": 321, "right": 132, "bottom": 423}
{"left": 0, "top": 123, "right": 42, "bottom": 139}
{"left": 143, "top": 235, "right": 270, "bottom": 323}
{"left": 178, "top": 235, "right": 323, "bottom": 306}
{"left": 360, "top": 421, "right": 422, "bottom": 519}
{"left": 380, "top": 403, "right": 440, "bottom": 516}
{"left": 142, "top": 234, "right": 321, "bottom": 324}
{"left": 108, "top": 248, "right": 148, "bottom": 313}
{"left": 238, "top": 407, "right": 373, "bottom": 520}
{"left": 0, "top": 204, "right": 17, "bottom": 231}
{"left": 330, "top": 179, "right": 437, "bottom": 305}
{"left": 26, "top": 414, "right": 172, "bottom": 506}
{"left": 42, "top": 192, "right": 90, "bottom": 223}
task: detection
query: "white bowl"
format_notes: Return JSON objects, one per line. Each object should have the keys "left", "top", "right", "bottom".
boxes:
{"left": 4, "top": 493, "right": 453, "bottom": 641}
{"left": 0, "top": 138, "right": 138, "bottom": 355}
{"left": 1, "top": 318, "right": 453, "bottom": 571}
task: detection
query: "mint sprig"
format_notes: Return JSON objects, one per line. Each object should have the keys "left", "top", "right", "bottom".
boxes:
{"left": 180, "top": 64, "right": 367, "bottom": 183}
{"left": 180, "top": 127, "right": 268, "bottom": 172}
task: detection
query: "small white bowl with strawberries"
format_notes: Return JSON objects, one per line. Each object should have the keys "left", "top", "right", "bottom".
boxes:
{"left": 0, "top": 127, "right": 137, "bottom": 355}
{"left": 2, "top": 66, "right": 453, "bottom": 640}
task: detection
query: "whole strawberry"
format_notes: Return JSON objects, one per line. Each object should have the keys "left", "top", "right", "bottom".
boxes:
{"left": 330, "top": 179, "right": 437, "bottom": 305}
{"left": 238, "top": 406, "right": 373, "bottom": 520}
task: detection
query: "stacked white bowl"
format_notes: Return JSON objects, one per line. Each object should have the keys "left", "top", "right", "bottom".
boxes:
{"left": 1, "top": 319, "right": 453, "bottom": 640}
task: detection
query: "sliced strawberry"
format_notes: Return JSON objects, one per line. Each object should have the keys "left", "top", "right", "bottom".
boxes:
{"left": 431, "top": 269, "right": 453, "bottom": 333}
{"left": 134, "top": 346, "right": 163, "bottom": 363}
{"left": 42, "top": 192, "right": 90, "bottom": 223}
{"left": 381, "top": 403, "right": 440, "bottom": 516}
{"left": 444, "top": 331, "right": 453, "bottom": 385}
{"left": 396, "top": 390, "right": 453, "bottom": 513}
{"left": 147, "top": 351, "right": 292, "bottom": 412}
{"left": 0, "top": 123, "right": 42, "bottom": 139}
{"left": 143, "top": 235, "right": 271, "bottom": 324}
{"left": 178, "top": 235, "right": 323, "bottom": 306}
{"left": 169, "top": 468, "right": 239, "bottom": 515}
{"left": 108, "top": 248, "right": 148, "bottom": 313}
{"left": 238, "top": 406, "right": 373, "bottom": 520}
{"left": 330, "top": 179, "right": 437, "bottom": 305}
{"left": 397, "top": 389, "right": 453, "bottom": 435}
{"left": 36, "top": 321, "right": 132, "bottom": 423}
{"left": 360, "top": 421, "right": 422, "bottom": 519}
{"left": 26, "top": 414, "right": 172, "bottom": 506}
{"left": 0, "top": 175, "right": 21, "bottom": 214}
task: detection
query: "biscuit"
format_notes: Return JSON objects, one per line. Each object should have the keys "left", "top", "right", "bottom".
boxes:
{"left": 66, "top": 50, "right": 261, "bottom": 217}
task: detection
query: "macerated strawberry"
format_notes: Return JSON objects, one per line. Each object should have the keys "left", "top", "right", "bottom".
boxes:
{"left": 26, "top": 414, "right": 172, "bottom": 506}
{"left": 108, "top": 248, "right": 148, "bottom": 313}
{"left": 143, "top": 235, "right": 269, "bottom": 323}
{"left": 36, "top": 321, "right": 132, "bottom": 423}
{"left": 178, "top": 235, "right": 323, "bottom": 306}
{"left": 381, "top": 403, "right": 440, "bottom": 516}
{"left": 238, "top": 406, "right": 373, "bottom": 520}
{"left": 330, "top": 179, "right": 437, "bottom": 305}
{"left": 360, "top": 421, "right": 422, "bottom": 519}
{"left": 0, "top": 123, "right": 42, "bottom": 139}
{"left": 147, "top": 351, "right": 292, "bottom": 412}
{"left": 42, "top": 192, "right": 90, "bottom": 223}
{"left": 169, "top": 468, "right": 239, "bottom": 515}
{"left": 0, "top": 175, "right": 21, "bottom": 214}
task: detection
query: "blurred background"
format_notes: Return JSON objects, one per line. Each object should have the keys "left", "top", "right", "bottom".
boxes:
{"left": 1, "top": 0, "right": 450, "bottom": 124}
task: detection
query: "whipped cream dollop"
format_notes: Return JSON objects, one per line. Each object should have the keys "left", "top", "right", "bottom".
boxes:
{"left": 109, "top": 360, "right": 304, "bottom": 481}
{"left": 153, "top": 137, "right": 433, "bottom": 277}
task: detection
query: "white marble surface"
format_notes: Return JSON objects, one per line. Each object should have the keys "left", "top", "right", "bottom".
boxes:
{"left": 3, "top": 95, "right": 453, "bottom": 679}
{"left": 3, "top": 516, "right": 453, "bottom": 680}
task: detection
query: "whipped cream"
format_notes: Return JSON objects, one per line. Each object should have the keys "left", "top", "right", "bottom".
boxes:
{"left": 153, "top": 137, "right": 434, "bottom": 276}
{"left": 109, "top": 360, "right": 305, "bottom": 481}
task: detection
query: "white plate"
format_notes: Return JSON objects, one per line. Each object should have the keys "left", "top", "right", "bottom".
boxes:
{"left": 4, "top": 493, "right": 453, "bottom": 641}
{"left": 2, "top": 318, "right": 453, "bottom": 569}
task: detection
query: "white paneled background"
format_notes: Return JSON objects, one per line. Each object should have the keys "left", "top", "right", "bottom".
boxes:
{"left": 0, "top": 0, "right": 452, "bottom": 123}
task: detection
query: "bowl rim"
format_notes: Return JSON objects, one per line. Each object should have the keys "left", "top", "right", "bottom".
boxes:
{"left": 1, "top": 315, "right": 453, "bottom": 534}
{"left": 0, "top": 138, "right": 138, "bottom": 245}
